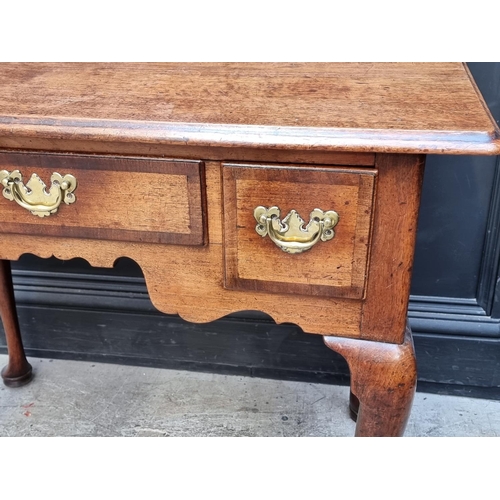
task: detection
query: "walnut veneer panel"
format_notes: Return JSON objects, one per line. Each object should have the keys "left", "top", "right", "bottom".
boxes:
{"left": 223, "top": 163, "right": 376, "bottom": 299}
{"left": 0, "top": 152, "right": 206, "bottom": 245}
{"left": 0, "top": 63, "right": 498, "bottom": 154}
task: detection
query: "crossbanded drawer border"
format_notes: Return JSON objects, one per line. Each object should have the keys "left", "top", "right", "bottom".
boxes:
{"left": 0, "top": 152, "right": 207, "bottom": 246}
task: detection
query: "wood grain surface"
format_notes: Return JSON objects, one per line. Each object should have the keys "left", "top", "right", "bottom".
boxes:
{"left": 0, "top": 63, "right": 486, "bottom": 435}
{"left": 0, "top": 154, "right": 426, "bottom": 341}
{"left": 360, "top": 154, "right": 426, "bottom": 343}
{"left": 0, "top": 152, "right": 206, "bottom": 245}
{"left": 0, "top": 63, "right": 498, "bottom": 155}
{"left": 0, "top": 260, "right": 32, "bottom": 386}
{"left": 0, "top": 161, "right": 365, "bottom": 338}
{"left": 324, "top": 323, "right": 417, "bottom": 436}
{"left": 223, "top": 163, "right": 376, "bottom": 299}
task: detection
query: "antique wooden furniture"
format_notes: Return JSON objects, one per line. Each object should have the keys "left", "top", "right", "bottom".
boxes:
{"left": 0, "top": 63, "right": 498, "bottom": 436}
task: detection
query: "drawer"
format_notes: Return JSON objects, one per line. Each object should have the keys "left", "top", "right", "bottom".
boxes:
{"left": 0, "top": 152, "right": 206, "bottom": 245}
{"left": 222, "top": 163, "right": 376, "bottom": 299}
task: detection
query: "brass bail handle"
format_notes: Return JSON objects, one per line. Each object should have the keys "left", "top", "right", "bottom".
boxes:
{"left": 254, "top": 206, "right": 339, "bottom": 254}
{"left": 0, "top": 169, "right": 78, "bottom": 217}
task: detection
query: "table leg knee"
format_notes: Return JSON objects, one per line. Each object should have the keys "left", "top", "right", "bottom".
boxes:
{"left": 325, "top": 324, "right": 416, "bottom": 437}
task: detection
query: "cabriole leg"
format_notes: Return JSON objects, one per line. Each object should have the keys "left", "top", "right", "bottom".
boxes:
{"left": 0, "top": 260, "right": 32, "bottom": 387}
{"left": 324, "top": 324, "right": 416, "bottom": 437}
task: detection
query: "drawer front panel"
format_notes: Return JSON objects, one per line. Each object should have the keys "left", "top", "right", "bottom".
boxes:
{"left": 223, "top": 163, "right": 376, "bottom": 299}
{"left": 0, "top": 153, "right": 206, "bottom": 245}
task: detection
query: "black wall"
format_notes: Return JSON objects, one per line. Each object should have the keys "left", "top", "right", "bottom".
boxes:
{"left": 2, "top": 63, "right": 500, "bottom": 398}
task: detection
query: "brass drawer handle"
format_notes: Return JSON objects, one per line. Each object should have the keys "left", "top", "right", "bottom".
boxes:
{"left": 254, "top": 206, "right": 339, "bottom": 254}
{"left": 0, "top": 169, "right": 77, "bottom": 217}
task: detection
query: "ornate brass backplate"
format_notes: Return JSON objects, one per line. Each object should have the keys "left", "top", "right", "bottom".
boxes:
{"left": 254, "top": 206, "right": 339, "bottom": 254}
{"left": 0, "top": 170, "right": 78, "bottom": 217}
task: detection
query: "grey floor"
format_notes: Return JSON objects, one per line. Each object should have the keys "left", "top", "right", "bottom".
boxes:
{"left": 1, "top": 354, "right": 499, "bottom": 436}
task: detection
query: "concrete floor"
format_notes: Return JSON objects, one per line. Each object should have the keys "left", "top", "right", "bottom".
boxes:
{"left": 1, "top": 354, "right": 500, "bottom": 436}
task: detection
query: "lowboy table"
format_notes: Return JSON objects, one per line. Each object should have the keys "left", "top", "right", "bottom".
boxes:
{"left": 0, "top": 63, "right": 498, "bottom": 436}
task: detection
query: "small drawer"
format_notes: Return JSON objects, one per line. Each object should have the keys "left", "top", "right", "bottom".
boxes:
{"left": 222, "top": 163, "right": 376, "bottom": 299}
{"left": 0, "top": 152, "right": 206, "bottom": 245}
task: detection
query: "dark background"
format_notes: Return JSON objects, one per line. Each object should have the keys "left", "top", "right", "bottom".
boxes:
{"left": 2, "top": 63, "right": 500, "bottom": 398}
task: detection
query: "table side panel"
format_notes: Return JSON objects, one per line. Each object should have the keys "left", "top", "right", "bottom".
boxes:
{"left": 360, "top": 153, "right": 426, "bottom": 343}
